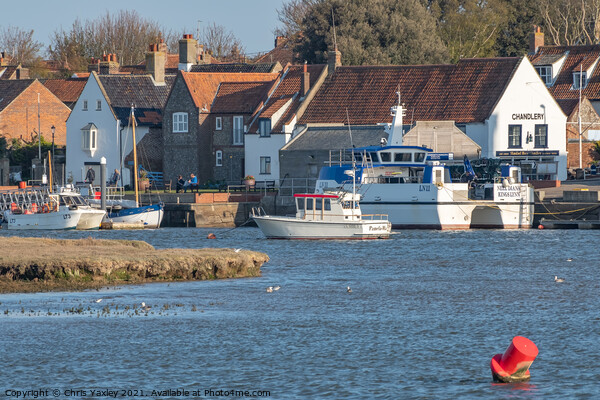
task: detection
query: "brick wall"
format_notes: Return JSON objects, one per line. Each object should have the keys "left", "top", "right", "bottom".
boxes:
{"left": 566, "top": 99, "right": 600, "bottom": 168}
{"left": 0, "top": 80, "right": 70, "bottom": 145}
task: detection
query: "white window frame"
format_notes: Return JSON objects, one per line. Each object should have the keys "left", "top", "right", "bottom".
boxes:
{"left": 83, "top": 100, "right": 88, "bottom": 111}
{"left": 573, "top": 71, "right": 587, "bottom": 89}
{"left": 215, "top": 116, "right": 222, "bottom": 131}
{"left": 259, "top": 119, "right": 271, "bottom": 137}
{"left": 82, "top": 128, "right": 97, "bottom": 151}
{"left": 96, "top": 100, "right": 102, "bottom": 110}
{"left": 173, "top": 112, "right": 189, "bottom": 133}
{"left": 260, "top": 156, "right": 271, "bottom": 174}
{"left": 233, "top": 116, "right": 243, "bottom": 145}
{"left": 216, "top": 150, "right": 223, "bottom": 166}
{"left": 535, "top": 66, "right": 552, "bottom": 86}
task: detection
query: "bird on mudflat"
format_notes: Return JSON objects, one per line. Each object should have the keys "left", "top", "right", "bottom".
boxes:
{"left": 566, "top": 258, "right": 573, "bottom": 262}
{"left": 347, "top": 286, "right": 352, "bottom": 293}
{"left": 95, "top": 299, "right": 103, "bottom": 303}
{"left": 141, "top": 302, "right": 151, "bottom": 311}
{"left": 554, "top": 276, "right": 565, "bottom": 283}
{"left": 234, "top": 248, "right": 242, "bottom": 253}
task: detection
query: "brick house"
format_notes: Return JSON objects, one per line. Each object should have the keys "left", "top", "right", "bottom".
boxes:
{"left": 162, "top": 71, "right": 278, "bottom": 186}
{"left": 529, "top": 28, "right": 600, "bottom": 171}
{"left": 0, "top": 79, "right": 70, "bottom": 146}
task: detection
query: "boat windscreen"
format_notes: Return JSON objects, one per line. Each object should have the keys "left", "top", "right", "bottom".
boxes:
{"left": 415, "top": 152, "right": 426, "bottom": 162}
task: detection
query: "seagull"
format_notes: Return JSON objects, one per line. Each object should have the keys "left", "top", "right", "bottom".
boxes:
{"left": 266, "top": 287, "right": 273, "bottom": 293}
{"left": 566, "top": 258, "right": 573, "bottom": 262}
{"left": 141, "top": 302, "right": 151, "bottom": 311}
{"left": 273, "top": 286, "right": 281, "bottom": 291}
{"left": 554, "top": 276, "right": 565, "bottom": 283}
{"left": 95, "top": 299, "right": 102, "bottom": 303}
{"left": 347, "top": 286, "right": 352, "bottom": 293}
{"left": 234, "top": 248, "right": 242, "bottom": 253}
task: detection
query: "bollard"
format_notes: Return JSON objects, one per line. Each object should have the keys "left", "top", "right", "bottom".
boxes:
{"left": 491, "top": 336, "right": 538, "bottom": 383}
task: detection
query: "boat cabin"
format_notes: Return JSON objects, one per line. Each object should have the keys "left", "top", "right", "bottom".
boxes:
{"left": 294, "top": 193, "right": 362, "bottom": 221}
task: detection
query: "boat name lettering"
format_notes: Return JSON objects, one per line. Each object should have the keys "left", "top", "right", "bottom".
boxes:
{"left": 63, "top": 214, "right": 71, "bottom": 219}
{"left": 419, "top": 185, "right": 430, "bottom": 192}
{"left": 512, "top": 113, "right": 544, "bottom": 120}
{"left": 496, "top": 185, "right": 521, "bottom": 198}
{"left": 369, "top": 225, "right": 388, "bottom": 231}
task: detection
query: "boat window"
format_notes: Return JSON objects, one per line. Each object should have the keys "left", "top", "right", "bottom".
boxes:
{"left": 306, "top": 198, "right": 313, "bottom": 211}
{"left": 369, "top": 152, "right": 379, "bottom": 162}
{"left": 380, "top": 152, "right": 391, "bottom": 162}
{"left": 353, "top": 152, "right": 363, "bottom": 162}
{"left": 414, "top": 152, "right": 426, "bottom": 162}
{"left": 324, "top": 199, "right": 331, "bottom": 210}
{"left": 315, "top": 198, "right": 322, "bottom": 211}
{"left": 296, "top": 198, "right": 304, "bottom": 210}
{"left": 394, "top": 153, "right": 411, "bottom": 162}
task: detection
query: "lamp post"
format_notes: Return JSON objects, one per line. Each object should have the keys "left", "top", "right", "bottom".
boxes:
{"left": 51, "top": 125, "right": 55, "bottom": 161}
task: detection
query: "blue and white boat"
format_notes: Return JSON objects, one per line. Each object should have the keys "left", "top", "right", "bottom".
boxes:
{"left": 315, "top": 99, "right": 534, "bottom": 230}
{"left": 104, "top": 203, "right": 164, "bottom": 229}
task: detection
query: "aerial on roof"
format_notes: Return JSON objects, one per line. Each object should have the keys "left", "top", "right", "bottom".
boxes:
{"left": 179, "top": 72, "right": 279, "bottom": 112}
{"left": 96, "top": 73, "right": 176, "bottom": 125}
{"left": 299, "top": 58, "right": 522, "bottom": 125}
{"left": 529, "top": 44, "right": 600, "bottom": 103}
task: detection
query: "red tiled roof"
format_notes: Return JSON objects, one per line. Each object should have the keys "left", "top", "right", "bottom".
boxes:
{"left": 255, "top": 37, "right": 295, "bottom": 65}
{"left": 299, "top": 58, "right": 521, "bottom": 125}
{"left": 212, "top": 81, "right": 275, "bottom": 114}
{"left": 249, "top": 64, "right": 326, "bottom": 133}
{"left": 42, "top": 78, "right": 87, "bottom": 104}
{"left": 529, "top": 45, "right": 600, "bottom": 106}
{"left": 180, "top": 72, "right": 279, "bottom": 112}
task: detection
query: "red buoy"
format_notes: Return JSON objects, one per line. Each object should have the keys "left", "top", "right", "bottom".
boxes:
{"left": 207, "top": 233, "right": 216, "bottom": 239}
{"left": 491, "top": 336, "right": 538, "bottom": 383}
{"left": 538, "top": 224, "right": 544, "bottom": 229}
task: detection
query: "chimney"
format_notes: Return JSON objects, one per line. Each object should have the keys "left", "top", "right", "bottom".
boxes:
{"left": 158, "top": 39, "right": 168, "bottom": 54}
{"left": 529, "top": 26, "right": 544, "bottom": 54}
{"left": 88, "top": 58, "right": 101, "bottom": 73}
{"left": 0, "top": 51, "right": 6, "bottom": 66}
{"left": 302, "top": 61, "right": 310, "bottom": 97}
{"left": 178, "top": 34, "right": 198, "bottom": 71}
{"left": 99, "top": 53, "right": 120, "bottom": 74}
{"left": 198, "top": 44, "right": 212, "bottom": 65}
{"left": 327, "top": 46, "right": 341, "bottom": 77}
{"left": 16, "top": 66, "right": 29, "bottom": 79}
{"left": 275, "top": 36, "right": 286, "bottom": 48}
{"left": 146, "top": 43, "right": 165, "bottom": 84}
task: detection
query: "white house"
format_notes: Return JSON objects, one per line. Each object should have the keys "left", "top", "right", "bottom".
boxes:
{"left": 66, "top": 71, "right": 174, "bottom": 186}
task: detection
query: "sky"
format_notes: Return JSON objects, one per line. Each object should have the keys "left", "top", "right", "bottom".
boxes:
{"left": 3, "top": 0, "right": 288, "bottom": 57}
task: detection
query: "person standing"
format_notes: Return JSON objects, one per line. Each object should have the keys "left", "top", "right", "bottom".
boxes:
{"left": 85, "top": 166, "right": 95, "bottom": 186}
{"left": 110, "top": 169, "right": 120, "bottom": 186}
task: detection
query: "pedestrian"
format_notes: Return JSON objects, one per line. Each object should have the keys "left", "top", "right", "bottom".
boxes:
{"left": 85, "top": 166, "right": 95, "bottom": 186}
{"left": 109, "top": 169, "right": 120, "bottom": 186}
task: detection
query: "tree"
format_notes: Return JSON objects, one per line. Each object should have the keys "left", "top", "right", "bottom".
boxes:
{"left": 200, "top": 23, "right": 245, "bottom": 60}
{"left": 429, "top": 0, "right": 510, "bottom": 62}
{"left": 48, "top": 10, "right": 179, "bottom": 71}
{"left": 0, "top": 26, "right": 43, "bottom": 66}
{"left": 537, "top": 0, "right": 600, "bottom": 45}
{"left": 494, "top": 0, "right": 542, "bottom": 56}
{"left": 275, "top": 0, "right": 318, "bottom": 38}
{"left": 293, "top": 0, "right": 448, "bottom": 66}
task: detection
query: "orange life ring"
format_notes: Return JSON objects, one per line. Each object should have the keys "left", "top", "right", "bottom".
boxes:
{"left": 42, "top": 204, "right": 50, "bottom": 213}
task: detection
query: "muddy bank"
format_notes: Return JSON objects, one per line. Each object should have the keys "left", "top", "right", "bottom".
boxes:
{"left": 0, "top": 237, "right": 269, "bottom": 293}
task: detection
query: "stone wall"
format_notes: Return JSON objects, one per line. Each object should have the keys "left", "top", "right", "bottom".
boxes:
{"left": 566, "top": 99, "right": 600, "bottom": 168}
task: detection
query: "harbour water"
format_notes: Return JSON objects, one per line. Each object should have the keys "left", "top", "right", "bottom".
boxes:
{"left": 1, "top": 227, "right": 599, "bottom": 399}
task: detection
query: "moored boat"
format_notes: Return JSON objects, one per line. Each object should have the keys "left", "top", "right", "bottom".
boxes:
{"left": 252, "top": 192, "right": 391, "bottom": 239}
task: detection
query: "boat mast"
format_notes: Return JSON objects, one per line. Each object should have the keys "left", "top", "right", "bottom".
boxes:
{"left": 346, "top": 109, "right": 356, "bottom": 216}
{"left": 131, "top": 106, "right": 139, "bottom": 207}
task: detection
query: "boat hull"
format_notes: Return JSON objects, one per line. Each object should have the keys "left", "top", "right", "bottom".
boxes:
{"left": 3, "top": 208, "right": 80, "bottom": 230}
{"left": 104, "top": 204, "right": 164, "bottom": 229}
{"left": 74, "top": 208, "right": 106, "bottom": 230}
{"left": 253, "top": 215, "right": 391, "bottom": 239}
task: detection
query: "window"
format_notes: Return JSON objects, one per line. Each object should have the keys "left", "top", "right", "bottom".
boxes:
{"left": 394, "top": 152, "right": 411, "bottom": 162}
{"left": 534, "top": 124, "right": 548, "bottom": 148}
{"left": 81, "top": 123, "right": 98, "bottom": 151}
{"left": 573, "top": 71, "right": 587, "bottom": 89}
{"left": 215, "top": 117, "right": 222, "bottom": 131}
{"left": 233, "top": 116, "right": 243, "bottom": 144}
{"left": 83, "top": 100, "right": 88, "bottom": 111}
{"left": 508, "top": 125, "right": 522, "bottom": 148}
{"left": 259, "top": 119, "right": 271, "bottom": 137}
{"left": 260, "top": 156, "right": 271, "bottom": 174}
{"left": 414, "top": 152, "right": 426, "bottom": 162}
{"left": 173, "top": 112, "right": 188, "bottom": 133}
{"left": 535, "top": 66, "right": 552, "bottom": 86}
{"left": 96, "top": 100, "right": 102, "bottom": 110}
{"left": 380, "top": 152, "right": 391, "bottom": 162}
{"left": 216, "top": 150, "right": 223, "bottom": 166}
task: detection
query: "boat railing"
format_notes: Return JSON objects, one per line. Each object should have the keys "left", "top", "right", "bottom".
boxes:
{"left": 250, "top": 206, "right": 267, "bottom": 218}
{"left": 361, "top": 213, "right": 389, "bottom": 221}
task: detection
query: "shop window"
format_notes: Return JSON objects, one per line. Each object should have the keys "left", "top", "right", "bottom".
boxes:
{"left": 508, "top": 125, "right": 522, "bottom": 148}
{"left": 535, "top": 124, "right": 548, "bottom": 148}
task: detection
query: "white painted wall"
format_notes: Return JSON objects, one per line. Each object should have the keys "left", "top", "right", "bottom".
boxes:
{"left": 66, "top": 74, "right": 149, "bottom": 186}
{"left": 245, "top": 134, "right": 288, "bottom": 185}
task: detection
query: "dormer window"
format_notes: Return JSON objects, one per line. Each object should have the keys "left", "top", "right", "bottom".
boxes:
{"left": 81, "top": 123, "right": 98, "bottom": 155}
{"left": 535, "top": 66, "right": 552, "bottom": 86}
{"left": 573, "top": 71, "right": 587, "bottom": 90}
{"left": 259, "top": 119, "right": 271, "bottom": 137}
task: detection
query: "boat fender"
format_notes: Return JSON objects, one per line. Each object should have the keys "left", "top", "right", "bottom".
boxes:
{"left": 435, "top": 182, "right": 444, "bottom": 189}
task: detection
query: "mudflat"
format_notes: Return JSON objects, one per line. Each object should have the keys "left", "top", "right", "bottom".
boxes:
{"left": 0, "top": 236, "right": 268, "bottom": 293}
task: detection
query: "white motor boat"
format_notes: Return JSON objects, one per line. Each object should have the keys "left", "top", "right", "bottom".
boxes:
{"left": 2, "top": 203, "right": 81, "bottom": 230}
{"left": 252, "top": 192, "right": 391, "bottom": 239}
{"left": 58, "top": 187, "right": 106, "bottom": 230}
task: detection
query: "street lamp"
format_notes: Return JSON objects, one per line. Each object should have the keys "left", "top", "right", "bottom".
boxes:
{"left": 51, "top": 125, "right": 55, "bottom": 161}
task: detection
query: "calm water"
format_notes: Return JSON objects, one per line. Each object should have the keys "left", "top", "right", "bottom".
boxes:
{"left": 0, "top": 227, "right": 599, "bottom": 399}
